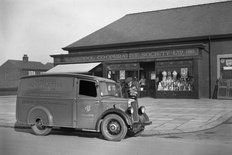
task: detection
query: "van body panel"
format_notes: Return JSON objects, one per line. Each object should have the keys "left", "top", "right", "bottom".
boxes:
{"left": 76, "top": 96, "right": 101, "bottom": 129}
{"left": 16, "top": 76, "right": 76, "bottom": 128}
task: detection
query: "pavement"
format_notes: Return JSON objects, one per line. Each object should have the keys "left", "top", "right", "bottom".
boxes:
{"left": 1, "top": 96, "right": 232, "bottom": 136}
{"left": 139, "top": 97, "right": 232, "bottom": 136}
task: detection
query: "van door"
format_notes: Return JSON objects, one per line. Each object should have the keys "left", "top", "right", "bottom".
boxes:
{"left": 76, "top": 79, "right": 101, "bottom": 129}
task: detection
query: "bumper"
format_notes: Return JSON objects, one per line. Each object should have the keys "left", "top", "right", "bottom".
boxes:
{"left": 141, "top": 120, "right": 152, "bottom": 126}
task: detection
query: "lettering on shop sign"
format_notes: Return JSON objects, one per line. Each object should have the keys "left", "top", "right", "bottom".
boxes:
{"left": 56, "top": 49, "right": 199, "bottom": 63}
{"left": 107, "top": 63, "right": 140, "bottom": 70}
{"left": 129, "top": 49, "right": 199, "bottom": 59}
{"left": 62, "top": 53, "right": 128, "bottom": 63}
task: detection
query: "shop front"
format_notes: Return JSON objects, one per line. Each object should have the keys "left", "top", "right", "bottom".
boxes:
{"left": 105, "top": 60, "right": 198, "bottom": 99}
{"left": 52, "top": 45, "right": 204, "bottom": 99}
{"left": 103, "top": 47, "right": 201, "bottom": 99}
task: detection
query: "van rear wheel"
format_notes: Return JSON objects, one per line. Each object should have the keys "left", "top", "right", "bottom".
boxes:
{"left": 32, "top": 118, "right": 52, "bottom": 136}
{"left": 101, "top": 114, "right": 127, "bottom": 141}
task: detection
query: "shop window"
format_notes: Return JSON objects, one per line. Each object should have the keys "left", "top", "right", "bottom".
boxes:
{"left": 156, "top": 60, "right": 194, "bottom": 92}
{"left": 28, "top": 71, "right": 36, "bottom": 76}
{"left": 220, "top": 58, "right": 232, "bottom": 79}
{"left": 107, "top": 70, "right": 119, "bottom": 82}
{"left": 107, "top": 70, "right": 138, "bottom": 82}
{"left": 218, "top": 57, "right": 232, "bottom": 99}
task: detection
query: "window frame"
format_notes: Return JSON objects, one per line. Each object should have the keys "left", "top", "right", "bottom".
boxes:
{"left": 78, "top": 79, "right": 98, "bottom": 98}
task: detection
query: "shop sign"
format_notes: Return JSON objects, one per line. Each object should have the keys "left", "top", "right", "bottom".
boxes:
{"left": 56, "top": 49, "right": 199, "bottom": 63}
{"left": 226, "top": 59, "right": 232, "bottom": 66}
{"left": 150, "top": 72, "right": 156, "bottom": 80}
{"left": 120, "top": 70, "right": 125, "bottom": 80}
{"left": 224, "top": 59, "right": 232, "bottom": 70}
{"left": 181, "top": 68, "right": 188, "bottom": 78}
{"left": 107, "top": 63, "right": 140, "bottom": 70}
{"left": 221, "top": 58, "right": 232, "bottom": 70}
{"left": 128, "top": 49, "right": 199, "bottom": 60}
{"left": 62, "top": 54, "right": 128, "bottom": 63}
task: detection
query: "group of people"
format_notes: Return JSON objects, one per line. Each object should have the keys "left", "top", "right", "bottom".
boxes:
{"left": 121, "top": 75, "right": 146, "bottom": 100}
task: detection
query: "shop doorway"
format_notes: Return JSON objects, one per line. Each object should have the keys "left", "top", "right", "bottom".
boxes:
{"left": 139, "top": 62, "right": 156, "bottom": 98}
{"left": 106, "top": 63, "right": 140, "bottom": 98}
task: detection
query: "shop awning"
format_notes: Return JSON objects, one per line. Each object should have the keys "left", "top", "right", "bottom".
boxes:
{"left": 46, "top": 62, "right": 101, "bottom": 73}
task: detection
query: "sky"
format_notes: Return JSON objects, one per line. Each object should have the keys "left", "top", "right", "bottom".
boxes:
{"left": 0, "top": 0, "right": 229, "bottom": 65}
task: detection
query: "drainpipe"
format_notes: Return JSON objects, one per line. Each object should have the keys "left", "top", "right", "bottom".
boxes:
{"left": 208, "top": 36, "right": 212, "bottom": 99}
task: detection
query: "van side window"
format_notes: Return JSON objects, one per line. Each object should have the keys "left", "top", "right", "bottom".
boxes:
{"left": 79, "top": 80, "right": 97, "bottom": 97}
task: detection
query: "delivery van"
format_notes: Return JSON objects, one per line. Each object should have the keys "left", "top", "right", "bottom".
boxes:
{"left": 16, "top": 73, "right": 151, "bottom": 141}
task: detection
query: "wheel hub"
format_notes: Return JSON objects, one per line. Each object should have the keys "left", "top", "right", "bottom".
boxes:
{"left": 36, "top": 119, "right": 46, "bottom": 130}
{"left": 110, "top": 124, "right": 117, "bottom": 131}
{"left": 108, "top": 120, "right": 121, "bottom": 135}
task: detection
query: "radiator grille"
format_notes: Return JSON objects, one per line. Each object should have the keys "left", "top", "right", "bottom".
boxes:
{"left": 131, "top": 101, "right": 139, "bottom": 122}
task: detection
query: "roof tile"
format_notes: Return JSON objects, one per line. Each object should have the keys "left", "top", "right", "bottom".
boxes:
{"left": 64, "top": 1, "right": 232, "bottom": 50}
{"left": 8, "top": 60, "right": 53, "bottom": 70}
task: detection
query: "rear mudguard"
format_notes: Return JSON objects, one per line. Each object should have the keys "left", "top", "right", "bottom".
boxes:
{"left": 27, "top": 106, "right": 53, "bottom": 126}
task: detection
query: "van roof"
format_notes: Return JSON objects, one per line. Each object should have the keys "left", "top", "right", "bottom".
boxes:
{"left": 20, "top": 73, "right": 116, "bottom": 83}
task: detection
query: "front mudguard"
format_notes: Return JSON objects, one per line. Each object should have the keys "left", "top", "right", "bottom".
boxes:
{"left": 139, "top": 113, "right": 152, "bottom": 126}
{"left": 128, "top": 113, "right": 152, "bottom": 136}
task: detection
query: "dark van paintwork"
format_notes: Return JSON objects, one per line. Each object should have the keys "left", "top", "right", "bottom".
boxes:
{"left": 16, "top": 73, "right": 151, "bottom": 141}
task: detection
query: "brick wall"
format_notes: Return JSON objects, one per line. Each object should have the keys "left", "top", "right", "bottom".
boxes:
{"left": 0, "top": 62, "right": 21, "bottom": 89}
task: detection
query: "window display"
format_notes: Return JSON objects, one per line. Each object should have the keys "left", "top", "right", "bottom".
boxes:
{"left": 156, "top": 60, "right": 194, "bottom": 92}
{"left": 157, "top": 69, "right": 194, "bottom": 91}
{"left": 157, "top": 68, "right": 194, "bottom": 92}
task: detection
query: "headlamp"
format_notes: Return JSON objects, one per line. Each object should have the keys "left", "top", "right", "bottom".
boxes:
{"left": 139, "top": 106, "right": 146, "bottom": 114}
{"left": 127, "top": 107, "right": 134, "bottom": 114}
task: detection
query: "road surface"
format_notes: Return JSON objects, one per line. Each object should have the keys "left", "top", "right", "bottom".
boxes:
{"left": 1, "top": 125, "right": 232, "bottom": 155}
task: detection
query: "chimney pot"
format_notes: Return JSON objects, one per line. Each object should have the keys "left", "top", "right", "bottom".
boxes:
{"left": 23, "top": 54, "right": 28, "bottom": 62}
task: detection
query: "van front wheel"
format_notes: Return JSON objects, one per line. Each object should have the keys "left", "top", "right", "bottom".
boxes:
{"left": 101, "top": 114, "right": 127, "bottom": 141}
{"left": 32, "top": 118, "right": 52, "bottom": 136}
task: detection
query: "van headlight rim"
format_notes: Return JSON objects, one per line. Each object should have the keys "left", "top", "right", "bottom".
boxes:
{"left": 139, "top": 106, "right": 145, "bottom": 114}
{"left": 128, "top": 107, "right": 134, "bottom": 114}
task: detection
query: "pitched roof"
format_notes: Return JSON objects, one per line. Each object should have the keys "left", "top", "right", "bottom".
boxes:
{"left": 64, "top": 1, "right": 232, "bottom": 50}
{"left": 8, "top": 60, "right": 53, "bottom": 70}
{"left": 44, "top": 62, "right": 54, "bottom": 69}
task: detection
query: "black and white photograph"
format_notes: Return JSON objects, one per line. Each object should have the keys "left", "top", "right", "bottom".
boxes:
{"left": 1, "top": 0, "right": 232, "bottom": 154}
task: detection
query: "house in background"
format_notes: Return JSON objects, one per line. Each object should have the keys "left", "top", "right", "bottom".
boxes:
{"left": 0, "top": 55, "right": 53, "bottom": 95}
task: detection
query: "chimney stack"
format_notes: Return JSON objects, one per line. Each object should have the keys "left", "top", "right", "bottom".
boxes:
{"left": 23, "top": 54, "right": 28, "bottom": 62}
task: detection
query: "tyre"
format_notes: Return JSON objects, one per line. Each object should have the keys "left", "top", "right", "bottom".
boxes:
{"left": 101, "top": 114, "right": 127, "bottom": 141}
{"left": 31, "top": 118, "right": 52, "bottom": 136}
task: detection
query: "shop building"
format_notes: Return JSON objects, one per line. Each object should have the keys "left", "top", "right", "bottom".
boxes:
{"left": 51, "top": 1, "right": 232, "bottom": 99}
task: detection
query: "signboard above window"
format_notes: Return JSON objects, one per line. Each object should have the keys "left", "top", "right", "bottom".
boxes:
{"left": 107, "top": 63, "right": 140, "bottom": 71}
{"left": 55, "top": 48, "right": 200, "bottom": 64}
